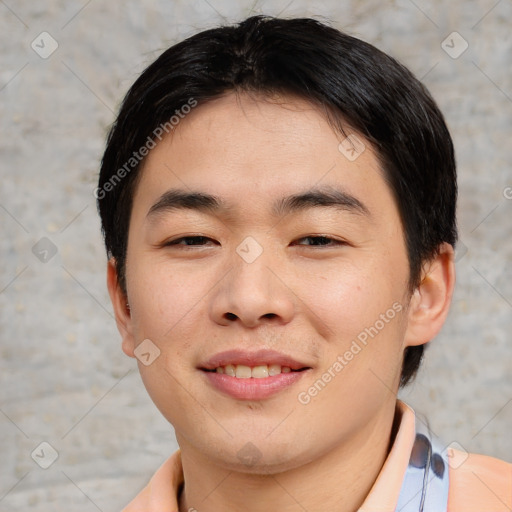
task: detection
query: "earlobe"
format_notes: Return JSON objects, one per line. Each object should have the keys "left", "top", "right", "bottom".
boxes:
{"left": 106, "top": 258, "right": 136, "bottom": 358}
{"left": 403, "top": 243, "right": 456, "bottom": 348}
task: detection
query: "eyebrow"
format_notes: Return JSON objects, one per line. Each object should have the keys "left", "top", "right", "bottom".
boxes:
{"left": 146, "top": 185, "right": 371, "bottom": 221}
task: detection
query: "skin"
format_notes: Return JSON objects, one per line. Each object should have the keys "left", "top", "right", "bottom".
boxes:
{"left": 107, "top": 92, "right": 455, "bottom": 512}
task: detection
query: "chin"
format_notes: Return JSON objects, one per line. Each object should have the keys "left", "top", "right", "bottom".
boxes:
{"left": 200, "top": 436, "right": 317, "bottom": 476}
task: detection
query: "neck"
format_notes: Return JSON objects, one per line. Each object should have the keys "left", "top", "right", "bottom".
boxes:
{"left": 178, "top": 401, "right": 401, "bottom": 512}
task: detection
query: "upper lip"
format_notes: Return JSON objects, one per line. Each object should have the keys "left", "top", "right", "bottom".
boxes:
{"left": 200, "top": 349, "right": 311, "bottom": 371}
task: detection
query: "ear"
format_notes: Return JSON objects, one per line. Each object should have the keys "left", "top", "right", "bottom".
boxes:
{"left": 106, "top": 258, "right": 136, "bottom": 358}
{"left": 403, "top": 242, "right": 456, "bottom": 348}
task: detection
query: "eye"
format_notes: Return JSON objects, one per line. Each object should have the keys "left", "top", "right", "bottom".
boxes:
{"left": 163, "top": 235, "right": 346, "bottom": 249}
{"left": 164, "top": 236, "right": 217, "bottom": 247}
{"left": 293, "top": 236, "right": 347, "bottom": 247}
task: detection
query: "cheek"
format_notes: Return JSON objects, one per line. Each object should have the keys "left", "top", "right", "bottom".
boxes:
{"left": 127, "top": 254, "right": 210, "bottom": 340}
{"left": 128, "top": 263, "right": 207, "bottom": 423}
{"left": 293, "top": 258, "right": 400, "bottom": 340}
{"left": 293, "top": 259, "right": 406, "bottom": 390}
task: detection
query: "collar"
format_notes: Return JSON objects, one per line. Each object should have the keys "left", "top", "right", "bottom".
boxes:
{"left": 360, "top": 400, "right": 449, "bottom": 512}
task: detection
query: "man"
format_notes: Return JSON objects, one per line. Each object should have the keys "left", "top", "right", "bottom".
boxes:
{"left": 96, "top": 15, "right": 511, "bottom": 512}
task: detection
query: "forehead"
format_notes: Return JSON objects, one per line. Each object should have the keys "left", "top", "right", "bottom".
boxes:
{"left": 132, "top": 92, "right": 397, "bottom": 226}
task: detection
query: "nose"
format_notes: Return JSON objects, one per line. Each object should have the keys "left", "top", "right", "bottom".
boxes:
{"left": 209, "top": 242, "right": 295, "bottom": 328}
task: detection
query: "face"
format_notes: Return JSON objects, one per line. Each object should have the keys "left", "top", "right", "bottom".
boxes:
{"left": 115, "top": 92, "right": 419, "bottom": 472}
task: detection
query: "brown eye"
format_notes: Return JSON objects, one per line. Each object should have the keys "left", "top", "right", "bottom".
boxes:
{"left": 294, "top": 236, "right": 345, "bottom": 247}
{"left": 165, "top": 236, "right": 216, "bottom": 247}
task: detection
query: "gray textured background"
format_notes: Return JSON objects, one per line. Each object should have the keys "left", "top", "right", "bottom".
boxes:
{"left": 1, "top": 1, "right": 511, "bottom": 510}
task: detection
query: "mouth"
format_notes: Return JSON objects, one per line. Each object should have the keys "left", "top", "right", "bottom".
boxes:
{"left": 199, "top": 349, "right": 312, "bottom": 400}
{"left": 202, "top": 364, "right": 309, "bottom": 378}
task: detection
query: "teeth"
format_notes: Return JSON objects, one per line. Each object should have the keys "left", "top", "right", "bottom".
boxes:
{"left": 268, "top": 364, "right": 281, "bottom": 376}
{"left": 235, "top": 365, "right": 252, "bottom": 379}
{"left": 252, "top": 365, "right": 269, "bottom": 379}
{"left": 224, "top": 364, "right": 236, "bottom": 377}
{"left": 212, "top": 364, "right": 294, "bottom": 378}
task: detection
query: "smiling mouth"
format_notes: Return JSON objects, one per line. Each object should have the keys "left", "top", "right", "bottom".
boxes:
{"left": 202, "top": 364, "right": 310, "bottom": 378}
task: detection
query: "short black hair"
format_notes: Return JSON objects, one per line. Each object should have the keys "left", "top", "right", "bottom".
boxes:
{"left": 97, "top": 15, "right": 458, "bottom": 387}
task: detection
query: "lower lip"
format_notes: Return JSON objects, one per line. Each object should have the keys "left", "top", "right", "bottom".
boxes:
{"left": 202, "top": 370, "right": 309, "bottom": 400}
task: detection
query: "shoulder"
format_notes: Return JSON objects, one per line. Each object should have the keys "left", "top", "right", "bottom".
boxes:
{"left": 122, "top": 450, "right": 183, "bottom": 512}
{"left": 448, "top": 448, "right": 512, "bottom": 511}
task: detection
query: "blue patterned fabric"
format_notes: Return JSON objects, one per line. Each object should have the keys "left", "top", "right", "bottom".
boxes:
{"left": 395, "top": 418, "right": 450, "bottom": 512}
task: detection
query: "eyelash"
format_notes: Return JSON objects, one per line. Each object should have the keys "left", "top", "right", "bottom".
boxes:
{"left": 164, "top": 235, "right": 347, "bottom": 248}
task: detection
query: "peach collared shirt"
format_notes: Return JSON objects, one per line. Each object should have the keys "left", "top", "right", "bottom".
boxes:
{"left": 123, "top": 400, "right": 512, "bottom": 512}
